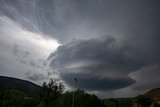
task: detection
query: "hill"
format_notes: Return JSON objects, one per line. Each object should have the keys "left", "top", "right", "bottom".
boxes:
{"left": 0, "top": 75, "right": 41, "bottom": 96}
{"left": 145, "top": 88, "right": 160, "bottom": 102}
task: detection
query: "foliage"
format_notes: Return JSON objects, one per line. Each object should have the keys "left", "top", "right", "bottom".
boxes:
{"left": 145, "top": 88, "right": 160, "bottom": 102}
{"left": 59, "top": 89, "right": 105, "bottom": 107}
{"left": 1, "top": 78, "right": 160, "bottom": 107}
{"left": 37, "top": 79, "right": 64, "bottom": 107}
{"left": 133, "top": 95, "right": 152, "bottom": 107}
{"left": 0, "top": 90, "right": 25, "bottom": 107}
{"left": 152, "top": 102, "right": 160, "bottom": 107}
{"left": 22, "top": 97, "right": 37, "bottom": 107}
{"left": 104, "top": 98, "right": 118, "bottom": 107}
{"left": 0, "top": 76, "right": 40, "bottom": 96}
{"left": 118, "top": 100, "right": 132, "bottom": 107}
{"left": 0, "top": 89, "right": 38, "bottom": 107}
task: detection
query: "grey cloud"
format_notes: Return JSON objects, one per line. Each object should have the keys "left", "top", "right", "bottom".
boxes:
{"left": 48, "top": 35, "right": 160, "bottom": 91}
{"left": 12, "top": 44, "right": 30, "bottom": 64}
{"left": 130, "top": 63, "right": 160, "bottom": 91}
{"left": 61, "top": 72, "right": 135, "bottom": 91}
{"left": 0, "top": 0, "right": 70, "bottom": 42}
{"left": 12, "top": 44, "right": 46, "bottom": 69}
{"left": 48, "top": 36, "right": 152, "bottom": 91}
{"left": 1, "top": 0, "right": 160, "bottom": 97}
{"left": 1, "top": 0, "right": 160, "bottom": 44}
{"left": 48, "top": 35, "right": 160, "bottom": 92}
{"left": 25, "top": 71, "right": 47, "bottom": 81}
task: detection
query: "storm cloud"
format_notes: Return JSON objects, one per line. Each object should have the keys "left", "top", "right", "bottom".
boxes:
{"left": 48, "top": 35, "right": 160, "bottom": 91}
{"left": 1, "top": 0, "right": 160, "bottom": 43}
{"left": 0, "top": 0, "right": 160, "bottom": 97}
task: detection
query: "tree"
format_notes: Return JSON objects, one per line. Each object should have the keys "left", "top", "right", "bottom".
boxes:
{"left": 133, "top": 95, "right": 152, "bottom": 107}
{"left": 0, "top": 90, "right": 25, "bottom": 107}
{"left": 21, "top": 97, "right": 37, "bottom": 107}
{"left": 37, "top": 79, "right": 64, "bottom": 107}
{"left": 118, "top": 100, "right": 132, "bottom": 107}
{"left": 104, "top": 98, "right": 118, "bottom": 107}
{"left": 152, "top": 102, "right": 160, "bottom": 107}
{"left": 59, "top": 89, "right": 105, "bottom": 107}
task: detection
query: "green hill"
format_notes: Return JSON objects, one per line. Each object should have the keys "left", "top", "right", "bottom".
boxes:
{"left": 0, "top": 75, "right": 41, "bottom": 96}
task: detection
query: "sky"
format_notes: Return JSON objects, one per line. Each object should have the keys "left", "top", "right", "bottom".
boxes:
{"left": 0, "top": 0, "right": 160, "bottom": 98}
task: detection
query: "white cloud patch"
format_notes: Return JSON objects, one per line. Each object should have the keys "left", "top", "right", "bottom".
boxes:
{"left": 0, "top": 16, "right": 60, "bottom": 84}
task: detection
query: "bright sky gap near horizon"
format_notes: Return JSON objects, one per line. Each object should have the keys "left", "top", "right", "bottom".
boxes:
{"left": 0, "top": 0, "right": 160, "bottom": 98}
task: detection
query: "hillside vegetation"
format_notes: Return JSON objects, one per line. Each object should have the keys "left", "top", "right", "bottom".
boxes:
{"left": 145, "top": 88, "right": 160, "bottom": 102}
{"left": 0, "top": 76, "right": 41, "bottom": 96}
{"left": 0, "top": 75, "right": 160, "bottom": 107}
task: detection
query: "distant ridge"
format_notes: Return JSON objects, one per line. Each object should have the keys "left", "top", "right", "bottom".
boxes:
{"left": 0, "top": 75, "right": 41, "bottom": 96}
{"left": 145, "top": 88, "right": 160, "bottom": 102}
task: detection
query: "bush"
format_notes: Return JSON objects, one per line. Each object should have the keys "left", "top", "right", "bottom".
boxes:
{"left": 104, "top": 98, "right": 118, "bottom": 107}
{"left": 133, "top": 95, "right": 152, "bottom": 107}
{"left": 59, "top": 89, "right": 105, "bottom": 107}
{"left": 0, "top": 90, "right": 25, "bottom": 107}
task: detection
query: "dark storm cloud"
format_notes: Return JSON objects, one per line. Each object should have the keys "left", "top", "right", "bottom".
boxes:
{"left": 0, "top": 0, "right": 72, "bottom": 42}
{"left": 48, "top": 34, "right": 160, "bottom": 91}
{"left": 61, "top": 71, "right": 135, "bottom": 91}
{"left": 1, "top": 0, "right": 160, "bottom": 97}
{"left": 1, "top": 0, "right": 160, "bottom": 43}
{"left": 48, "top": 36, "right": 158, "bottom": 91}
{"left": 50, "top": 36, "right": 138, "bottom": 68}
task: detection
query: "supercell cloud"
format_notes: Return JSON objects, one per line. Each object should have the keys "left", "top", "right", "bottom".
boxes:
{"left": 0, "top": 0, "right": 160, "bottom": 97}
{"left": 48, "top": 35, "right": 160, "bottom": 91}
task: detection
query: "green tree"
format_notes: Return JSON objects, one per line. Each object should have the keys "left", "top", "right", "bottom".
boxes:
{"left": 0, "top": 90, "right": 25, "bottom": 107}
{"left": 59, "top": 89, "right": 105, "bottom": 107}
{"left": 104, "top": 98, "right": 118, "bottom": 107}
{"left": 37, "top": 79, "right": 64, "bottom": 107}
{"left": 133, "top": 95, "right": 152, "bottom": 107}
{"left": 118, "top": 100, "right": 132, "bottom": 107}
{"left": 21, "top": 97, "right": 37, "bottom": 107}
{"left": 152, "top": 102, "right": 160, "bottom": 107}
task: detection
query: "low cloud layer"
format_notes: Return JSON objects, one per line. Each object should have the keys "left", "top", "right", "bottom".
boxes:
{"left": 48, "top": 36, "right": 159, "bottom": 91}
{"left": 130, "top": 63, "right": 160, "bottom": 91}
{"left": 48, "top": 36, "right": 160, "bottom": 91}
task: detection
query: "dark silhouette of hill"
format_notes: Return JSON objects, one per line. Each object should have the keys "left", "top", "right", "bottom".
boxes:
{"left": 0, "top": 75, "right": 160, "bottom": 102}
{"left": 145, "top": 88, "right": 160, "bottom": 102}
{"left": 0, "top": 75, "right": 41, "bottom": 96}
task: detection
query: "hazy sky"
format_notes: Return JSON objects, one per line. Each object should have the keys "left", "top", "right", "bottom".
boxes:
{"left": 0, "top": 0, "right": 160, "bottom": 98}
